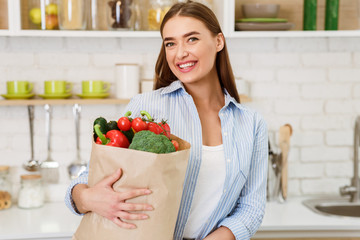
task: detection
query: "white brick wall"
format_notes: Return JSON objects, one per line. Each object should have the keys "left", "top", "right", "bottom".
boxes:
{"left": 1, "top": 36, "right": 359, "bottom": 201}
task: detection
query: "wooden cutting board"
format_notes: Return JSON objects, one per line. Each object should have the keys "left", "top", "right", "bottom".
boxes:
{"left": 278, "top": 124, "right": 292, "bottom": 200}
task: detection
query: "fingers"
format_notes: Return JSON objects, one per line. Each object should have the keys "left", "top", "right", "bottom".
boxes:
{"left": 101, "top": 168, "right": 122, "bottom": 187}
{"left": 117, "top": 211, "right": 149, "bottom": 221}
{"left": 119, "top": 188, "right": 152, "bottom": 201}
{"left": 112, "top": 216, "right": 137, "bottom": 229}
{"left": 119, "top": 202, "right": 154, "bottom": 211}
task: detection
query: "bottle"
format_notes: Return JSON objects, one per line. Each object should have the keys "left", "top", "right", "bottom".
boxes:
{"left": 58, "top": 0, "right": 87, "bottom": 30}
{"left": 107, "top": 0, "right": 135, "bottom": 30}
{"left": 303, "top": 0, "right": 317, "bottom": 30}
{"left": 18, "top": 175, "right": 45, "bottom": 209}
{"left": 27, "top": 0, "right": 59, "bottom": 30}
{"left": 325, "top": 0, "right": 339, "bottom": 30}
{"left": 0, "top": 166, "right": 12, "bottom": 210}
{"left": 148, "top": 0, "right": 174, "bottom": 30}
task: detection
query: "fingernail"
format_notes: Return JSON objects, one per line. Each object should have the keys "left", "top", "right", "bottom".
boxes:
{"left": 142, "top": 215, "right": 149, "bottom": 219}
{"left": 145, "top": 189, "right": 152, "bottom": 194}
{"left": 130, "top": 225, "right": 137, "bottom": 229}
{"left": 146, "top": 206, "right": 154, "bottom": 211}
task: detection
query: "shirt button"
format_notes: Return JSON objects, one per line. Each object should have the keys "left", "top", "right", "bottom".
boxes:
{"left": 220, "top": 113, "right": 224, "bottom": 117}
{"left": 223, "top": 189, "right": 227, "bottom": 193}
{"left": 223, "top": 132, "right": 227, "bottom": 136}
{"left": 227, "top": 159, "right": 231, "bottom": 163}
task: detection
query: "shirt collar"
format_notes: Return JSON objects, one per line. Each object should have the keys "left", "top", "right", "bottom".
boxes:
{"left": 160, "top": 80, "right": 188, "bottom": 95}
{"left": 160, "top": 80, "right": 245, "bottom": 111}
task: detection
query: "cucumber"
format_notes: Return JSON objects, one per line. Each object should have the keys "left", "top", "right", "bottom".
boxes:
{"left": 93, "top": 117, "right": 108, "bottom": 141}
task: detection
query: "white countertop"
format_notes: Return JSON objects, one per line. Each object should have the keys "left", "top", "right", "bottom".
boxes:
{"left": 1, "top": 197, "right": 360, "bottom": 240}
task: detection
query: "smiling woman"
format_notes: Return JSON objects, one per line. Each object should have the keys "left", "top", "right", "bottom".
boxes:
{"left": 65, "top": 1, "right": 268, "bottom": 240}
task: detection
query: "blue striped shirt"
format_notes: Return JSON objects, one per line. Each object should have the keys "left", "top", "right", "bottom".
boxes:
{"left": 65, "top": 80, "right": 268, "bottom": 240}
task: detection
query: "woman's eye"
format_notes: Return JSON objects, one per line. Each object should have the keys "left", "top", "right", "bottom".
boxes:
{"left": 165, "top": 42, "right": 174, "bottom": 47}
{"left": 188, "top": 37, "right": 199, "bottom": 42}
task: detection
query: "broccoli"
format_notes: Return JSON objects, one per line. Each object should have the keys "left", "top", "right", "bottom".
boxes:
{"left": 129, "top": 130, "right": 176, "bottom": 154}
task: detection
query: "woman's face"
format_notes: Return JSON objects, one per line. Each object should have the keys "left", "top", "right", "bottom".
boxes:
{"left": 162, "top": 16, "right": 224, "bottom": 85}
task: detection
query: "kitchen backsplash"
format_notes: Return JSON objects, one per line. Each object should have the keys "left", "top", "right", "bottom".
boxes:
{"left": 0, "top": 36, "right": 359, "bottom": 202}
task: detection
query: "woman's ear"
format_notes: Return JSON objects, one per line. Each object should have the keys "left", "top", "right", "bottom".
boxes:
{"left": 216, "top": 33, "right": 225, "bottom": 52}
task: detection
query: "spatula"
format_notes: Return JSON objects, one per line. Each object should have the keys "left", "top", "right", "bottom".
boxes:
{"left": 40, "top": 104, "right": 59, "bottom": 184}
{"left": 278, "top": 124, "right": 292, "bottom": 200}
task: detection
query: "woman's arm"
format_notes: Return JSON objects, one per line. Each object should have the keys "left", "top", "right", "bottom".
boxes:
{"left": 203, "top": 226, "right": 235, "bottom": 240}
{"left": 69, "top": 168, "right": 154, "bottom": 229}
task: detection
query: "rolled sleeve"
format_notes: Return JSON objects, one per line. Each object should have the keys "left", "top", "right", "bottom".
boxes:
{"left": 64, "top": 169, "right": 89, "bottom": 216}
{"left": 218, "top": 114, "right": 268, "bottom": 239}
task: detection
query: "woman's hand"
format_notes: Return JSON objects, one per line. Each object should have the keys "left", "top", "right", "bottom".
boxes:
{"left": 72, "top": 168, "right": 153, "bottom": 229}
{"left": 203, "top": 226, "right": 235, "bottom": 240}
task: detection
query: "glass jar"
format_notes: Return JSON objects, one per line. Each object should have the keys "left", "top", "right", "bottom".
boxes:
{"left": 107, "top": 0, "right": 135, "bottom": 30}
{"left": 88, "top": 0, "right": 108, "bottom": 30}
{"left": 0, "top": 166, "right": 12, "bottom": 210}
{"left": 58, "top": 0, "right": 87, "bottom": 30}
{"left": 27, "top": 0, "right": 59, "bottom": 30}
{"left": 18, "top": 175, "right": 45, "bottom": 209}
{"left": 147, "top": 0, "right": 173, "bottom": 31}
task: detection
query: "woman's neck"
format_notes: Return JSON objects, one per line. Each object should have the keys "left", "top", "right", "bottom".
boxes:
{"left": 184, "top": 78, "right": 224, "bottom": 110}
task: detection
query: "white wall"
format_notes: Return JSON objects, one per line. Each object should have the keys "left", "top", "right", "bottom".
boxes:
{"left": 0, "top": 36, "right": 359, "bottom": 202}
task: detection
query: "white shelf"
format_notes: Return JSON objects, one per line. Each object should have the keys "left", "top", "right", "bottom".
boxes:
{"left": 1, "top": 0, "right": 360, "bottom": 39}
{"left": 13, "top": 30, "right": 161, "bottom": 38}
{"left": 0, "top": 30, "right": 10, "bottom": 36}
{"left": 229, "top": 30, "right": 360, "bottom": 38}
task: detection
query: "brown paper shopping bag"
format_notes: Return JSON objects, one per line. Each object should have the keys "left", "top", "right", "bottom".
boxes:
{"left": 73, "top": 134, "right": 190, "bottom": 240}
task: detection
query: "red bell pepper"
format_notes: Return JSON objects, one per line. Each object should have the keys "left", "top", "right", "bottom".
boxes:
{"left": 94, "top": 124, "right": 129, "bottom": 148}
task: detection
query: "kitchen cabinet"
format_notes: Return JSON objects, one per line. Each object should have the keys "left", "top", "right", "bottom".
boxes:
{"left": 0, "top": 0, "right": 360, "bottom": 38}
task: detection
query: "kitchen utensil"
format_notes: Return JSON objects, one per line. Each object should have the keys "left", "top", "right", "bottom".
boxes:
{"left": 68, "top": 104, "right": 87, "bottom": 180}
{"left": 278, "top": 124, "right": 292, "bottom": 200}
{"left": 267, "top": 124, "right": 292, "bottom": 202}
{"left": 40, "top": 104, "right": 59, "bottom": 183}
{"left": 23, "top": 105, "right": 40, "bottom": 172}
{"left": 267, "top": 141, "right": 282, "bottom": 201}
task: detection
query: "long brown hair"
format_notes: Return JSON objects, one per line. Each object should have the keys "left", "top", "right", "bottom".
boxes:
{"left": 154, "top": 1, "right": 240, "bottom": 103}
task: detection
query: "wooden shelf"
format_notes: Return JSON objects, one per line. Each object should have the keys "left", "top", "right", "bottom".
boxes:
{"left": 0, "top": 97, "right": 130, "bottom": 106}
{"left": 0, "top": 95, "right": 250, "bottom": 106}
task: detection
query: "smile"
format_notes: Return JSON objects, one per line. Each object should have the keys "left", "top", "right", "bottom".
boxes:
{"left": 177, "top": 61, "right": 197, "bottom": 72}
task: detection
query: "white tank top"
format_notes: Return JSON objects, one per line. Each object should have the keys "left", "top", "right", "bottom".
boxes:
{"left": 183, "top": 144, "right": 226, "bottom": 238}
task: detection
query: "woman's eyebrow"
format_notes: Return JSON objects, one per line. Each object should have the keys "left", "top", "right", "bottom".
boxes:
{"left": 163, "top": 31, "right": 200, "bottom": 42}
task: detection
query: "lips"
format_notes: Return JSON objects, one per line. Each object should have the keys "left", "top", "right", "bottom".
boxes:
{"left": 177, "top": 61, "right": 197, "bottom": 73}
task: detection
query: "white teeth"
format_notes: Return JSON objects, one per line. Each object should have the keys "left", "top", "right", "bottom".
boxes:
{"left": 179, "top": 62, "right": 195, "bottom": 69}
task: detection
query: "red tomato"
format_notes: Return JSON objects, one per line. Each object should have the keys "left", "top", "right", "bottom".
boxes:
{"left": 117, "top": 116, "right": 132, "bottom": 131}
{"left": 148, "top": 122, "right": 162, "bottom": 134}
{"left": 171, "top": 140, "right": 179, "bottom": 151}
{"left": 159, "top": 121, "right": 171, "bottom": 138}
{"left": 131, "top": 117, "right": 148, "bottom": 132}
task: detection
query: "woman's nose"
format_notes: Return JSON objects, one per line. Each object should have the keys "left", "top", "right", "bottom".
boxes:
{"left": 176, "top": 44, "right": 189, "bottom": 59}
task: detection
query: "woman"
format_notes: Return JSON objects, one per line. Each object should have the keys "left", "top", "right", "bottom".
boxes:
{"left": 65, "top": 1, "right": 268, "bottom": 239}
